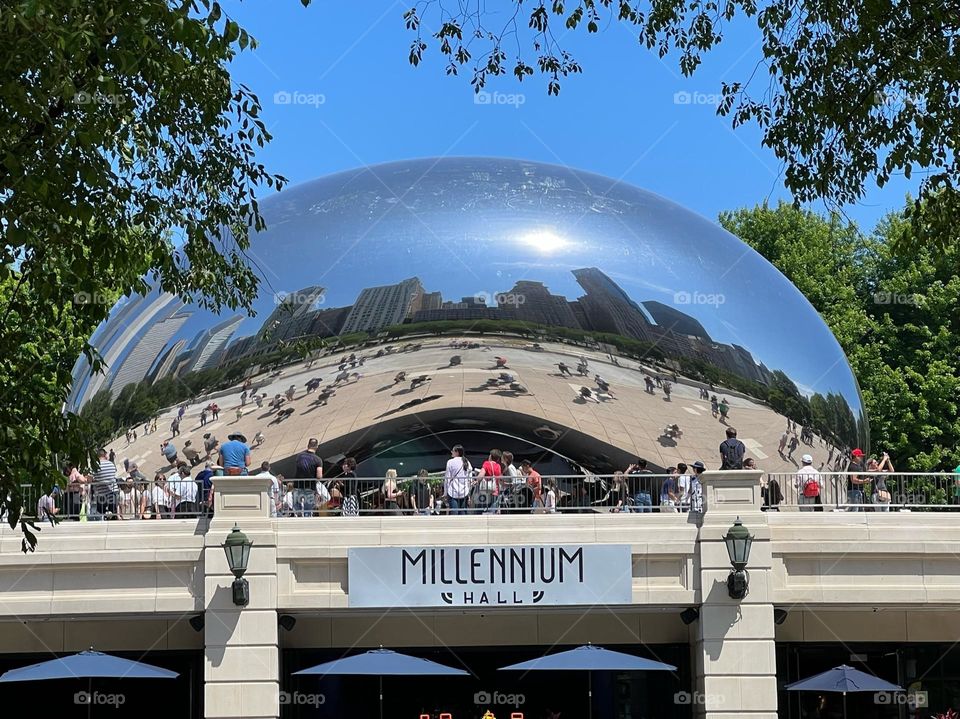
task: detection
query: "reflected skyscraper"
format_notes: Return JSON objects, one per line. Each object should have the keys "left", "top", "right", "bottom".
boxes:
{"left": 341, "top": 277, "right": 423, "bottom": 334}
{"left": 69, "top": 292, "right": 186, "bottom": 405}
{"left": 504, "top": 281, "right": 580, "bottom": 329}
{"left": 182, "top": 315, "right": 244, "bottom": 374}
{"left": 259, "top": 286, "right": 326, "bottom": 344}
{"left": 148, "top": 338, "right": 187, "bottom": 384}
{"left": 642, "top": 300, "right": 711, "bottom": 341}
{"left": 106, "top": 304, "right": 191, "bottom": 398}
{"left": 572, "top": 268, "right": 653, "bottom": 341}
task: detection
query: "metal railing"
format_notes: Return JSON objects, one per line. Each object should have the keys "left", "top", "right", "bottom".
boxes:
{"left": 18, "top": 480, "right": 213, "bottom": 523}
{"left": 269, "top": 473, "right": 702, "bottom": 517}
{"left": 16, "top": 470, "right": 960, "bottom": 523}
{"left": 765, "top": 471, "right": 960, "bottom": 511}
{"left": 19, "top": 473, "right": 703, "bottom": 519}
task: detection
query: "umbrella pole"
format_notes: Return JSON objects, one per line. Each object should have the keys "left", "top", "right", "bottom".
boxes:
{"left": 843, "top": 692, "right": 847, "bottom": 719}
{"left": 588, "top": 671, "right": 593, "bottom": 719}
{"left": 379, "top": 675, "right": 383, "bottom": 719}
{"left": 88, "top": 677, "right": 92, "bottom": 719}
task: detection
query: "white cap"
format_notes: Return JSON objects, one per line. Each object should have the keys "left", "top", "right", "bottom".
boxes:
{"left": 801, "top": 454, "right": 813, "bottom": 464}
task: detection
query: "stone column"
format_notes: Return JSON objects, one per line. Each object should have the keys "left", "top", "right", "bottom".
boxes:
{"left": 204, "top": 477, "right": 279, "bottom": 719}
{"left": 691, "top": 470, "right": 777, "bottom": 719}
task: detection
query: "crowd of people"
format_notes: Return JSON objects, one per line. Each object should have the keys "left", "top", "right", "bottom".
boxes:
{"left": 43, "top": 449, "right": 216, "bottom": 521}
{"left": 239, "top": 429, "right": 758, "bottom": 518}
{"left": 763, "top": 447, "right": 911, "bottom": 512}
{"left": 38, "top": 423, "right": 960, "bottom": 522}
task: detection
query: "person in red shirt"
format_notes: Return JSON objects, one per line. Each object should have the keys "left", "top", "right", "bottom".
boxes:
{"left": 476, "top": 448, "right": 504, "bottom": 513}
{"left": 521, "top": 460, "right": 543, "bottom": 511}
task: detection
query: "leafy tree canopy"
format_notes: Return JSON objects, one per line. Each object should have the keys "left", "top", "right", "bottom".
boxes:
{"left": 722, "top": 200, "right": 960, "bottom": 471}
{"left": 0, "top": 0, "right": 287, "bottom": 547}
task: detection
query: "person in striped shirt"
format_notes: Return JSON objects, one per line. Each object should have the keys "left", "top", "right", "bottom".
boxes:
{"left": 93, "top": 448, "right": 119, "bottom": 519}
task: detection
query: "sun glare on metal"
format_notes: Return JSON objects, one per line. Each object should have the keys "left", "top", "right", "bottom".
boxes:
{"left": 518, "top": 229, "right": 570, "bottom": 254}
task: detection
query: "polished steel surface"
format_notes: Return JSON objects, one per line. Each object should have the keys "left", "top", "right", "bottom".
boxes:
{"left": 70, "top": 157, "right": 867, "bottom": 471}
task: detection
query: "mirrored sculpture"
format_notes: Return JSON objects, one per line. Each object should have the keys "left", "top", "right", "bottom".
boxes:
{"left": 71, "top": 158, "right": 868, "bottom": 476}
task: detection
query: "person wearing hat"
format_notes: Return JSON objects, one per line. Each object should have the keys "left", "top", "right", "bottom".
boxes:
{"left": 795, "top": 454, "right": 821, "bottom": 511}
{"left": 846, "top": 448, "right": 867, "bottom": 510}
{"left": 183, "top": 440, "right": 201, "bottom": 467}
{"left": 219, "top": 433, "right": 251, "bottom": 476}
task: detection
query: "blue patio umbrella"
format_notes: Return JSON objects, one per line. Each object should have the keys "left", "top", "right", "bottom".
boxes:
{"left": 294, "top": 647, "right": 469, "bottom": 719}
{"left": 0, "top": 649, "right": 178, "bottom": 718}
{"left": 785, "top": 664, "right": 903, "bottom": 719}
{"left": 499, "top": 645, "right": 676, "bottom": 719}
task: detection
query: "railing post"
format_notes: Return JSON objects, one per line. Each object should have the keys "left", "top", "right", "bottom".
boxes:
{"left": 691, "top": 470, "right": 777, "bottom": 719}
{"left": 203, "top": 477, "right": 279, "bottom": 719}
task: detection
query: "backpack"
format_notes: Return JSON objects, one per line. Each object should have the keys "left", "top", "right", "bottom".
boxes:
{"left": 720, "top": 439, "right": 745, "bottom": 470}
{"left": 802, "top": 475, "right": 820, "bottom": 498}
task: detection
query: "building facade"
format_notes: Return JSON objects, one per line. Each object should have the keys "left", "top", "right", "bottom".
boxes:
{"left": 2, "top": 473, "right": 954, "bottom": 719}
{"left": 339, "top": 277, "right": 423, "bottom": 335}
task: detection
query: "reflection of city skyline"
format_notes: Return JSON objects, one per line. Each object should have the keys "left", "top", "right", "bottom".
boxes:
{"left": 70, "top": 266, "right": 777, "bottom": 410}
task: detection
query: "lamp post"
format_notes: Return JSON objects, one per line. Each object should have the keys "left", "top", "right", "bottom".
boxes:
{"left": 723, "top": 517, "right": 753, "bottom": 599}
{"left": 223, "top": 524, "right": 253, "bottom": 607}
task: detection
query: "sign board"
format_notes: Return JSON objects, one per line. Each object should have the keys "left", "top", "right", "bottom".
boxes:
{"left": 348, "top": 544, "right": 632, "bottom": 608}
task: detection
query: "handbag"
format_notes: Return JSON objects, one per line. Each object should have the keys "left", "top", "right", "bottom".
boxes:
{"left": 316, "top": 481, "right": 331, "bottom": 504}
{"left": 341, "top": 494, "right": 359, "bottom": 517}
{"left": 877, "top": 489, "right": 891, "bottom": 502}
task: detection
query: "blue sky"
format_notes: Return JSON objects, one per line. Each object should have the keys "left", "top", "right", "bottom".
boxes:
{"left": 224, "top": 1, "right": 919, "bottom": 232}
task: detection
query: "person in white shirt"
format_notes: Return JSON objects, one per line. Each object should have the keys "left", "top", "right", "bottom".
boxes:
{"left": 542, "top": 479, "right": 557, "bottom": 514}
{"left": 256, "top": 461, "right": 281, "bottom": 517}
{"left": 282, "top": 481, "right": 297, "bottom": 516}
{"left": 675, "top": 462, "right": 692, "bottom": 512}
{"left": 150, "top": 475, "right": 171, "bottom": 519}
{"left": 444, "top": 444, "right": 473, "bottom": 515}
{"left": 170, "top": 467, "right": 198, "bottom": 516}
{"left": 116, "top": 479, "right": 141, "bottom": 520}
{"left": 500, "top": 450, "right": 523, "bottom": 511}
{"left": 795, "top": 454, "right": 821, "bottom": 511}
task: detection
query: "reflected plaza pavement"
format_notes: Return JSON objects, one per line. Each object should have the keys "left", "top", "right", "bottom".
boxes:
{"left": 114, "top": 336, "right": 840, "bottom": 478}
